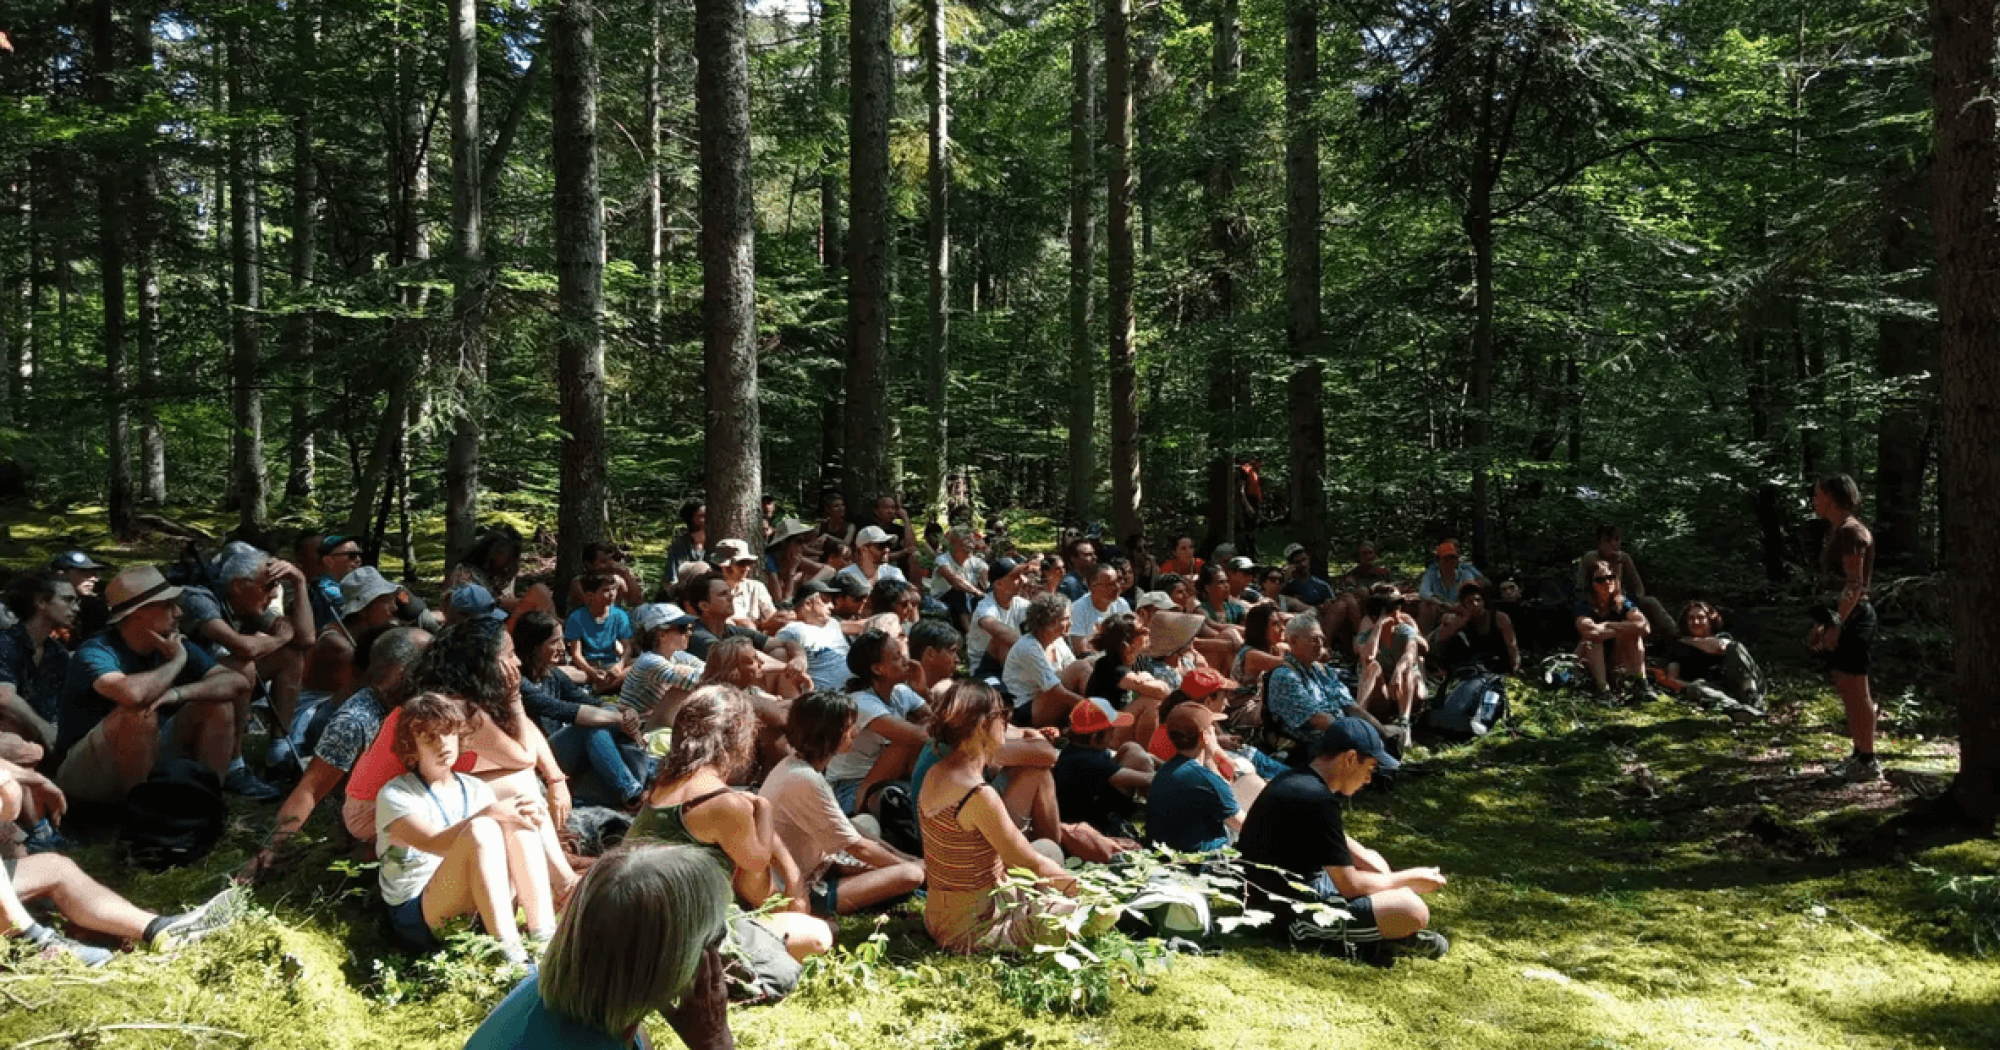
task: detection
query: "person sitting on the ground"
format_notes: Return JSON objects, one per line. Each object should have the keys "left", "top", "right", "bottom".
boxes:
{"left": 1260, "top": 566, "right": 1288, "bottom": 607}
{"left": 1575, "top": 555, "right": 1652, "bottom": 701}
{"left": 1131, "top": 607, "right": 1218, "bottom": 695}
{"left": 1354, "top": 584, "right": 1427, "bottom": 730}
{"left": 1003, "top": 593, "right": 1085, "bottom": 728}
{"left": 1080, "top": 612, "right": 1170, "bottom": 749}
{"left": 681, "top": 573, "right": 808, "bottom": 700}
{"left": 825, "top": 572, "right": 868, "bottom": 623}
{"left": 1146, "top": 704, "right": 1243, "bottom": 853}
{"left": 464, "top": 843, "right": 736, "bottom": 1050}
{"left": 567, "top": 542, "right": 645, "bottom": 610}
{"left": 929, "top": 526, "right": 988, "bottom": 632}
{"left": 1233, "top": 602, "right": 1291, "bottom": 689}
{"left": 300, "top": 566, "right": 402, "bottom": 706}
{"left": 1432, "top": 581, "right": 1519, "bottom": 675}
{"left": 759, "top": 690, "right": 925, "bottom": 918}
{"left": 715, "top": 539, "right": 789, "bottom": 636}
{"left": 838, "top": 526, "right": 908, "bottom": 590}
{"left": 241, "top": 627, "right": 431, "bottom": 881}
{"left": 816, "top": 493, "right": 858, "bottom": 548}
{"left": 1341, "top": 541, "right": 1393, "bottom": 590}
{"left": 1416, "top": 540, "right": 1484, "bottom": 633}
{"left": 309, "top": 532, "right": 361, "bottom": 633}
{"left": 1147, "top": 668, "right": 1279, "bottom": 812}
{"left": 55, "top": 565, "right": 258, "bottom": 803}
{"left": 563, "top": 572, "right": 634, "bottom": 694}
{"left": 1159, "top": 535, "right": 1203, "bottom": 580}
{"left": 1264, "top": 613, "right": 1367, "bottom": 752}
{"left": 696, "top": 637, "right": 793, "bottom": 779}
{"left": 1, "top": 756, "right": 241, "bottom": 964}
{"left": 448, "top": 523, "right": 549, "bottom": 616}
{"left": 775, "top": 582, "right": 853, "bottom": 693}
{"left": 1031, "top": 554, "right": 1064, "bottom": 599}
{"left": 46, "top": 551, "right": 113, "bottom": 644}
{"left": 904, "top": 620, "right": 964, "bottom": 704}
{"left": 632, "top": 685, "right": 832, "bottom": 962}
{"left": 618, "top": 604, "right": 705, "bottom": 729}
{"left": 514, "top": 612, "right": 651, "bottom": 810}
{"left": 1057, "top": 538, "right": 1098, "bottom": 601}
{"left": 181, "top": 543, "right": 314, "bottom": 790}
{"left": 918, "top": 680, "right": 1077, "bottom": 953}
{"left": 374, "top": 691, "right": 554, "bottom": 967}
{"left": 1659, "top": 601, "right": 1764, "bottom": 721}
{"left": 860, "top": 578, "right": 921, "bottom": 638}
{"left": 664, "top": 501, "right": 708, "bottom": 588}
{"left": 1225, "top": 557, "right": 1267, "bottom": 607}
{"left": 1053, "top": 696, "right": 1153, "bottom": 841}
{"left": 764, "top": 517, "right": 822, "bottom": 607}
{"left": 967, "top": 556, "right": 1033, "bottom": 682}
{"left": 1068, "top": 565, "right": 1132, "bottom": 655}
{"left": 866, "top": 494, "right": 926, "bottom": 576}
{"left": 0, "top": 571, "right": 75, "bottom": 765}
{"left": 1575, "top": 524, "right": 1675, "bottom": 642}
{"left": 1237, "top": 717, "right": 1448, "bottom": 963}
{"left": 825, "top": 629, "right": 931, "bottom": 817}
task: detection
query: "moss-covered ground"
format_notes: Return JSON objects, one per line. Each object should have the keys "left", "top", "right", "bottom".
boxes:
{"left": 0, "top": 504, "right": 1994, "bottom": 1049}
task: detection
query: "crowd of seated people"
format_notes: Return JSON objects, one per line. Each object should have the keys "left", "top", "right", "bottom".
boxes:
{"left": 0, "top": 490, "right": 1837, "bottom": 1006}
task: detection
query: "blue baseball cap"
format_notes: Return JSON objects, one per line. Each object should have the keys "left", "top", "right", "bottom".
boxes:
{"left": 449, "top": 583, "right": 507, "bottom": 622}
{"left": 1316, "top": 716, "right": 1401, "bottom": 772}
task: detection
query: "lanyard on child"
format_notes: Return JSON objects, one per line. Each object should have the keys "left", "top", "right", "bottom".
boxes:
{"left": 423, "top": 776, "right": 469, "bottom": 826}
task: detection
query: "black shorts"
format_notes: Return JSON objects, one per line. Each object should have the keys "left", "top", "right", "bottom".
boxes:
{"left": 1286, "top": 886, "right": 1380, "bottom": 946}
{"left": 1831, "top": 602, "right": 1876, "bottom": 677}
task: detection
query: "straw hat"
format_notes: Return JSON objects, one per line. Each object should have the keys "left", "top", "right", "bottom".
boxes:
{"left": 1145, "top": 610, "right": 1205, "bottom": 657}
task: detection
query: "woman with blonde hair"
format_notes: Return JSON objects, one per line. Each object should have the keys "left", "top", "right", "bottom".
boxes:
{"left": 632, "top": 685, "right": 832, "bottom": 962}
{"left": 918, "top": 679, "right": 1077, "bottom": 953}
{"left": 466, "top": 843, "right": 735, "bottom": 1049}
{"left": 698, "top": 636, "right": 791, "bottom": 779}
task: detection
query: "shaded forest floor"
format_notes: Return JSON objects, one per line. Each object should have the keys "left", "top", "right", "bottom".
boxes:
{"left": 0, "top": 503, "right": 1994, "bottom": 1049}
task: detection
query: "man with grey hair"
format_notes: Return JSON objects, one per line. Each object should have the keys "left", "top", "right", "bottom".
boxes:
{"left": 180, "top": 542, "right": 317, "bottom": 794}
{"left": 240, "top": 626, "right": 434, "bottom": 881}
{"left": 1264, "top": 613, "right": 1406, "bottom": 760}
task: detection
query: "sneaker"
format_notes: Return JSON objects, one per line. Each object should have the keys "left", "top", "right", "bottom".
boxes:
{"left": 1394, "top": 929, "right": 1451, "bottom": 960}
{"left": 148, "top": 887, "right": 245, "bottom": 952}
{"left": 224, "top": 766, "right": 283, "bottom": 802}
{"left": 1721, "top": 701, "right": 1765, "bottom": 725}
{"left": 22, "top": 818, "right": 70, "bottom": 854}
{"left": 1824, "top": 754, "right": 1883, "bottom": 784}
{"left": 23, "top": 924, "right": 114, "bottom": 967}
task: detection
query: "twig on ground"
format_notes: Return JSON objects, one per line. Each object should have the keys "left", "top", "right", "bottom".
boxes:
{"left": 1821, "top": 901, "right": 1892, "bottom": 946}
{"left": 0, "top": 986, "right": 48, "bottom": 1010}
{"left": 8, "top": 1023, "right": 249, "bottom": 1049}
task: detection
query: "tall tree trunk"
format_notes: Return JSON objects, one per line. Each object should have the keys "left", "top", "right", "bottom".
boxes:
{"left": 1284, "top": 0, "right": 1325, "bottom": 557}
{"left": 227, "top": 22, "right": 266, "bottom": 535}
{"left": 93, "top": 0, "right": 134, "bottom": 537}
{"left": 445, "top": 0, "right": 485, "bottom": 565}
{"left": 1466, "top": 173, "right": 1494, "bottom": 564}
{"left": 1201, "top": 0, "right": 1244, "bottom": 551}
{"left": 1105, "top": 0, "right": 1140, "bottom": 540}
{"left": 923, "top": 0, "right": 950, "bottom": 514}
{"left": 697, "top": 0, "right": 763, "bottom": 548}
{"left": 1875, "top": 175, "right": 1935, "bottom": 571}
{"left": 553, "top": 0, "right": 609, "bottom": 588}
{"left": 1931, "top": 0, "right": 2000, "bottom": 823}
{"left": 1067, "top": 0, "right": 1096, "bottom": 525}
{"left": 844, "top": 0, "right": 893, "bottom": 507}
{"left": 817, "top": 0, "right": 846, "bottom": 496}
{"left": 133, "top": 1, "right": 167, "bottom": 505}
{"left": 284, "top": 1, "right": 320, "bottom": 505}
{"left": 643, "top": 0, "right": 665, "bottom": 358}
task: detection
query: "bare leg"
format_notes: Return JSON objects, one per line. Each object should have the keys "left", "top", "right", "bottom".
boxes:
{"left": 1365, "top": 886, "right": 1430, "bottom": 940}
{"left": 9, "top": 854, "right": 154, "bottom": 940}
{"left": 830, "top": 861, "right": 925, "bottom": 914}
{"left": 1113, "top": 697, "right": 1162, "bottom": 752}
{"left": 1576, "top": 640, "right": 1609, "bottom": 692}
{"left": 172, "top": 701, "right": 239, "bottom": 778}
{"left": 1000, "top": 765, "right": 1061, "bottom": 843}
{"left": 1836, "top": 670, "right": 1875, "bottom": 754}
{"left": 761, "top": 911, "right": 833, "bottom": 961}
{"left": 502, "top": 826, "right": 557, "bottom": 937}
{"left": 420, "top": 815, "right": 522, "bottom": 949}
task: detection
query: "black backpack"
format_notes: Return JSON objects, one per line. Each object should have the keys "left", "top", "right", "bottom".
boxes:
{"left": 120, "top": 759, "right": 229, "bottom": 871}
{"left": 1427, "top": 669, "right": 1509, "bottom": 741}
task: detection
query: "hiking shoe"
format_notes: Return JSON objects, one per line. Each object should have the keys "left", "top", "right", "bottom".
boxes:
{"left": 224, "top": 766, "right": 283, "bottom": 802}
{"left": 1824, "top": 754, "right": 1883, "bottom": 784}
{"left": 23, "top": 924, "right": 113, "bottom": 968}
{"left": 1722, "top": 701, "right": 1765, "bottom": 725}
{"left": 1394, "top": 929, "right": 1451, "bottom": 960}
{"left": 22, "top": 818, "right": 70, "bottom": 854}
{"left": 148, "top": 886, "right": 245, "bottom": 952}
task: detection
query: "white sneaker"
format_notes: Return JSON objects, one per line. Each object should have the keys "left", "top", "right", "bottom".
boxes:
{"left": 1824, "top": 754, "right": 1883, "bottom": 784}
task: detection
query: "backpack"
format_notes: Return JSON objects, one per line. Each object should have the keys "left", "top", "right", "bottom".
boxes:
{"left": 120, "top": 759, "right": 229, "bottom": 871}
{"left": 1428, "top": 669, "right": 1508, "bottom": 740}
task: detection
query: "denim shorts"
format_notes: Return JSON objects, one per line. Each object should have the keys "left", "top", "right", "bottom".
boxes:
{"left": 386, "top": 895, "right": 440, "bottom": 953}
{"left": 809, "top": 873, "right": 842, "bottom": 916}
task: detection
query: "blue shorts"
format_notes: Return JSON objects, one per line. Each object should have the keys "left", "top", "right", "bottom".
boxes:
{"left": 831, "top": 777, "right": 861, "bottom": 815}
{"left": 809, "top": 873, "right": 842, "bottom": 916}
{"left": 386, "top": 895, "right": 440, "bottom": 953}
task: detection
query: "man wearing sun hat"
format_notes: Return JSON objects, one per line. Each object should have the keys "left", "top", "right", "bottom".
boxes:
{"left": 54, "top": 565, "right": 256, "bottom": 803}
{"left": 1238, "top": 716, "right": 1449, "bottom": 964}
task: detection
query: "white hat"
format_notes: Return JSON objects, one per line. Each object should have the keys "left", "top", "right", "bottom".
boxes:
{"left": 713, "top": 538, "right": 756, "bottom": 564}
{"left": 856, "top": 525, "right": 893, "bottom": 547}
{"left": 1136, "top": 591, "right": 1175, "bottom": 611}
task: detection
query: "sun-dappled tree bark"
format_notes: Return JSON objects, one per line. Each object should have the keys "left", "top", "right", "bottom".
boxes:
{"left": 698, "top": 0, "right": 764, "bottom": 550}
{"left": 844, "top": 0, "right": 893, "bottom": 507}
{"left": 444, "top": 0, "right": 485, "bottom": 565}
{"left": 1284, "top": 0, "right": 1325, "bottom": 558}
{"left": 284, "top": 1, "right": 319, "bottom": 506}
{"left": 643, "top": 0, "right": 666, "bottom": 359}
{"left": 1931, "top": 0, "right": 2000, "bottom": 824}
{"left": 553, "top": 0, "right": 609, "bottom": 590}
{"left": 1105, "top": 0, "right": 1140, "bottom": 540}
{"left": 1876, "top": 175, "right": 1935, "bottom": 572}
{"left": 1067, "top": 1, "right": 1096, "bottom": 526}
{"left": 922, "top": 0, "right": 950, "bottom": 515}
{"left": 92, "top": 0, "right": 133, "bottom": 536}
{"left": 226, "top": 21, "right": 265, "bottom": 535}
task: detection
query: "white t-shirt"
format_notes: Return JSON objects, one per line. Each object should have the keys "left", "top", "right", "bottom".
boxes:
{"left": 1003, "top": 634, "right": 1075, "bottom": 710}
{"left": 375, "top": 771, "right": 498, "bottom": 907}
{"left": 967, "top": 593, "right": 1029, "bottom": 666}
{"left": 776, "top": 618, "right": 852, "bottom": 692}
{"left": 927, "top": 552, "right": 989, "bottom": 597}
{"left": 825, "top": 683, "right": 927, "bottom": 786}
{"left": 836, "top": 563, "right": 907, "bottom": 590}
{"left": 1068, "top": 594, "right": 1132, "bottom": 647}
{"left": 759, "top": 755, "right": 864, "bottom": 885}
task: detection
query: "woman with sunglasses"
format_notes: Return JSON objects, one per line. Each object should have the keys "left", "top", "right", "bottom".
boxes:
{"left": 1574, "top": 556, "right": 1651, "bottom": 701}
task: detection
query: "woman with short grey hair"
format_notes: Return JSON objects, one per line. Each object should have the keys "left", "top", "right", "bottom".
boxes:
{"left": 465, "top": 843, "right": 735, "bottom": 1049}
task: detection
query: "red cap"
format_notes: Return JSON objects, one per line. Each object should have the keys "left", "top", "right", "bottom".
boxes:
{"left": 1070, "top": 697, "right": 1136, "bottom": 734}
{"left": 1181, "top": 667, "right": 1227, "bottom": 700}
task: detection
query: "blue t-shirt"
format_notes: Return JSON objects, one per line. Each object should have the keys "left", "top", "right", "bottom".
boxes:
{"left": 1057, "top": 573, "right": 1089, "bottom": 601}
{"left": 56, "top": 632, "right": 218, "bottom": 763}
{"left": 1281, "top": 576, "right": 1336, "bottom": 608}
{"left": 565, "top": 606, "right": 633, "bottom": 666}
{"left": 464, "top": 971, "right": 640, "bottom": 1050}
{"left": 310, "top": 576, "right": 342, "bottom": 633}
{"left": 1148, "top": 754, "right": 1238, "bottom": 853}
{"left": 0, "top": 623, "right": 69, "bottom": 724}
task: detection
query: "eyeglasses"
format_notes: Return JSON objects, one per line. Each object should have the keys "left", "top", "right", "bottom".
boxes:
{"left": 1591, "top": 575, "right": 1615, "bottom": 584}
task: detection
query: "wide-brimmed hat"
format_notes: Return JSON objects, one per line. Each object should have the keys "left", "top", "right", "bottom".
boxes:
{"left": 104, "top": 565, "right": 183, "bottom": 624}
{"left": 1145, "top": 611, "right": 1205, "bottom": 657}
{"left": 339, "top": 566, "right": 401, "bottom": 618}
{"left": 1070, "top": 696, "right": 1135, "bottom": 734}
{"left": 713, "top": 538, "right": 757, "bottom": 564}
{"left": 769, "top": 517, "right": 815, "bottom": 546}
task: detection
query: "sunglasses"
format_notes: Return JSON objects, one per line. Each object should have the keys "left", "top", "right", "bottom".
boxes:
{"left": 1592, "top": 575, "right": 1615, "bottom": 584}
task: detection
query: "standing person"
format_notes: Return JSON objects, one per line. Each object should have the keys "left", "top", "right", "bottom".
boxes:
{"left": 1574, "top": 525, "right": 1674, "bottom": 641}
{"left": 1416, "top": 541, "right": 1485, "bottom": 633}
{"left": 1812, "top": 474, "right": 1880, "bottom": 782}
{"left": 1236, "top": 458, "right": 1263, "bottom": 560}
{"left": 664, "top": 501, "right": 710, "bottom": 588}
{"left": 1237, "top": 717, "right": 1448, "bottom": 963}
{"left": 1574, "top": 556, "right": 1652, "bottom": 702}
{"left": 464, "top": 844, "right": 736, "bottom": 1050}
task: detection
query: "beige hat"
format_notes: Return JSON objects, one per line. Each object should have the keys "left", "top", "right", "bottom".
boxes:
{"left": 1135, "top": 591, "right": 1175, "bottom": 611}
{"left": 713, "top": 538, "right": 756, "bottom": 564}
{"left": 1145, "top": 610, "right": 1205, "bottom": 657}
{"left": 105, "top": 565, "right": 184, "bottom": 624}
{"left": 769, "top": 517, "right": 815, "bottom": 546}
